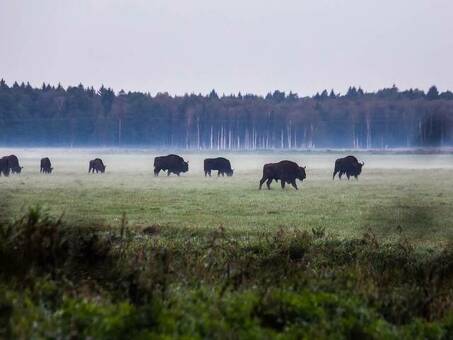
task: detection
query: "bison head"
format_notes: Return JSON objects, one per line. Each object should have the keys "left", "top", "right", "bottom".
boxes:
{"left": 298, "top": 166, "right": 306, "bottom": 181}
{"left": 14, "top": 166, "right": 23, "bottom": 174}
{"left": 226, "top": 168, "right": 234, "bottom": 177}
{"left": 349, "top": 161, "right": 364, "bottom": 176}
{"left": 182, "top": 161, "right": 189, "bottom": 173}
{"left": 356, "top": 161, "right": 364, "bottom": 174}
{"left": 100, "top": 165, "right": 106, "bottom": 173}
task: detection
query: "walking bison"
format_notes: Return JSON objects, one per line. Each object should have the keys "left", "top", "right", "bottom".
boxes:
{"left": 259, "top": 160, "right": 306, "bottom": 190}
{"left": 154, "top": 154, "right": 189, "bottom": 176}
{"left": 204, "top": 157, "right": 233, "bottom": 177}
{"left": 89, "top": 158, "right": 106, "bottom": 173}
{"left": 40, "top": 157, "right": 53, "bottom": 174}
{"left": 333, "top": 155, "right": 364, "bottom": 180}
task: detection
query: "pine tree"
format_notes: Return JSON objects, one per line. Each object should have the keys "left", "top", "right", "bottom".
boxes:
{"left": 427, "top": 86, "right": 439, "bottom": 100}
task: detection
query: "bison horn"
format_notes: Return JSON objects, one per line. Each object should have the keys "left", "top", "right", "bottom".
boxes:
{"left": 303, "top": 166, "right": 306, "bottom": 169}
{"left": 361, "top": 161, "right": 364, "bottom": 166}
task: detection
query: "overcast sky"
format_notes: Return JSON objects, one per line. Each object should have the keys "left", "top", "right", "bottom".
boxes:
{"left": 1, "top": 0, "right": 452, "bottom": 96}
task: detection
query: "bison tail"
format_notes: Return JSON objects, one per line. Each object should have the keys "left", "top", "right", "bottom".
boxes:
{"left": 333, "top": 167, "right": 338, "bottom": 180}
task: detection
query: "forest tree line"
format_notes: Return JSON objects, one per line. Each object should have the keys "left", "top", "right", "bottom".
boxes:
{"left": 0, "top": 79, "right": 452, "bottom": 149}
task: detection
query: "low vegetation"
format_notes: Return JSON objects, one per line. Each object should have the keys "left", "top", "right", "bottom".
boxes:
{"left": 1, "top": 207, "right": 452, "bottom": 338}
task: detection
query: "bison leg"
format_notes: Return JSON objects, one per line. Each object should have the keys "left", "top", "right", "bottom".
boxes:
{"left": 280, "top": 180, "right": 286, "bottom": 189}
{"left": 333, "top": 169, "right": 338, "bottom": 180}
{"left": 266, "top": 178, "right": 273, "bottom": 190}
{"left": 291, "top": 180, "right": 298, "bottom": 190}
{"left": 167, "top": 170, "right": 171, "bottom": 176}
{"left": 259, "top": 177, "right": 266, "bottom": 190}
{"left": 347, "top": 173, "right": 350, "bottom": 180}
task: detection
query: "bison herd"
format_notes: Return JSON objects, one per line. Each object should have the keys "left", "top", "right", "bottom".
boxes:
{"left": 0, "top": 153, "right": 365, "bottom": 190}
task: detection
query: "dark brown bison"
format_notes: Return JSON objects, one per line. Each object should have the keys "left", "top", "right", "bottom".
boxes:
{"left": 204, "top": 157, "right": 233, "bottom": 177}
{"left": 333, "top": 155, "right": 364, "bottom": 180}
{"left": 259, "top": 160, "right": 306, "bottom": 190}
{"left": 0, "top": 156, "right": 10, "bottom": 176}
{"left": 89, "top": 158, "right": 106, "bottom": 173}
{"left": 40, "top": 157, "right": 53, "bottom": 174}
{"left": 6, "top": 155, "right": 22, "bottom": 174}
{"left": 154, "top": 154, "right": 189, "bottom": 176}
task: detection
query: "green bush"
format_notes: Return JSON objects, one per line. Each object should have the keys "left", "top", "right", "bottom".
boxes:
{"left": 0, "top": 208, "right": 452, "bottom": 338}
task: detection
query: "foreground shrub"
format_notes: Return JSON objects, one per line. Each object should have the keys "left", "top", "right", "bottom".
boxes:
{"left": 0, "top": 208, "right": 452, "bottom": 338}
{"left": 0, "top": 206, "right": 112, "bottom": 280}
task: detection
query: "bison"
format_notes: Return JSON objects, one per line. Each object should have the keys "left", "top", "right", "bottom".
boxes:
{"left": 0, "top": 156, "right": 10, "bottom": 177}
{"left": 333, "top": 155, "right": 364, "bottom": 180}
{"left": 89, "top": 158, "right": 106, "bottom": 173}
{"left": 6, "top": 155, "right": 22, "bottom": 174}
{"left": 40, "top": 157, "right": 53, "bottom": 174}
{"left": 259, "top": 160, "right": 306, "bottom": 190}
{"left": 154, "top": 154, "right": 189, "bottom": 176}
{"left": 204, "top": 157, "right": 233, "bottom": 177}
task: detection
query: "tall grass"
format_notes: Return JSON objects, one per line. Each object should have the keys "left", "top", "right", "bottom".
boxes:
{"left": 0, "top": 208, "right": 452, "bottom": 338}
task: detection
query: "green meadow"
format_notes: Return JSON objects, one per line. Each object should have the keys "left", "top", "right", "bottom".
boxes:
{"left": 1, "top": 149, "right": 452, "bottom": 246}
{"left": 1, "top": 149, "right": 452, "bottom": 338}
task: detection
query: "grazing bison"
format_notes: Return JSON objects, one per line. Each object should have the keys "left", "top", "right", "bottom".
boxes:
{"left": 259, "top": 160, "right": 306, "bottom": 190}
{"left": 154, "top": 154, "right": 189, "bottom": 176}
{"left": 40, "top": 157, "right": 53, "bottom": 174}
{"left": 204, "top": 157, "right": 233, "bottom": 177}
{"left": 6, "top": 155, "right": 22, "bottom": 174}
{"left": 0, "top": 156, "right": 10, "bottom": 176}
{"left": 333, "top": 155, "right": 364, "bottom": 180}
{"left": 89, "top": 158, "right": 106, "bottom": 173}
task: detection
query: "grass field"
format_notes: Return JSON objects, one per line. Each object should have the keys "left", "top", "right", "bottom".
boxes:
{"left": 1, "top": 148, "right": 452, "bottom": 246}
{"left": 1, "top": 149, "right": 453, "bottom": 338}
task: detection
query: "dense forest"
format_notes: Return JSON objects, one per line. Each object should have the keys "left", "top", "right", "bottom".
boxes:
{"left": 0, "top": 79, "right": 452, "bottom": 148}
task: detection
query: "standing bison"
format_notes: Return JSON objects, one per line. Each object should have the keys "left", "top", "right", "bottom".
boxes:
{"left": 154, "top": 154, "right": 189, "bottom": 176}
{"left": 40, "top": 157, "right": 53, "bottom": 174}
{"left": 6, "top": 155, "right": 22, "bottom": 174}
{"left": 89, "top": 158, "right": 106, "bottom": 173}
{"left": 204, "top": 157, "right": 233, "bottom": 177}
{"left": 333, "top": 155, "right": 364, "bottom": 180}
{"left": 0, "top": 156, "right": 10, "bottom": 176}
{"left": 259, "top": 160, "right": 306, "bottom": 190}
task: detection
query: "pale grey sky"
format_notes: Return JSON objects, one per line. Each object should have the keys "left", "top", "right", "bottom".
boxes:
{"left": 1, "top": 0, "right": 452, "bottom": 95}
